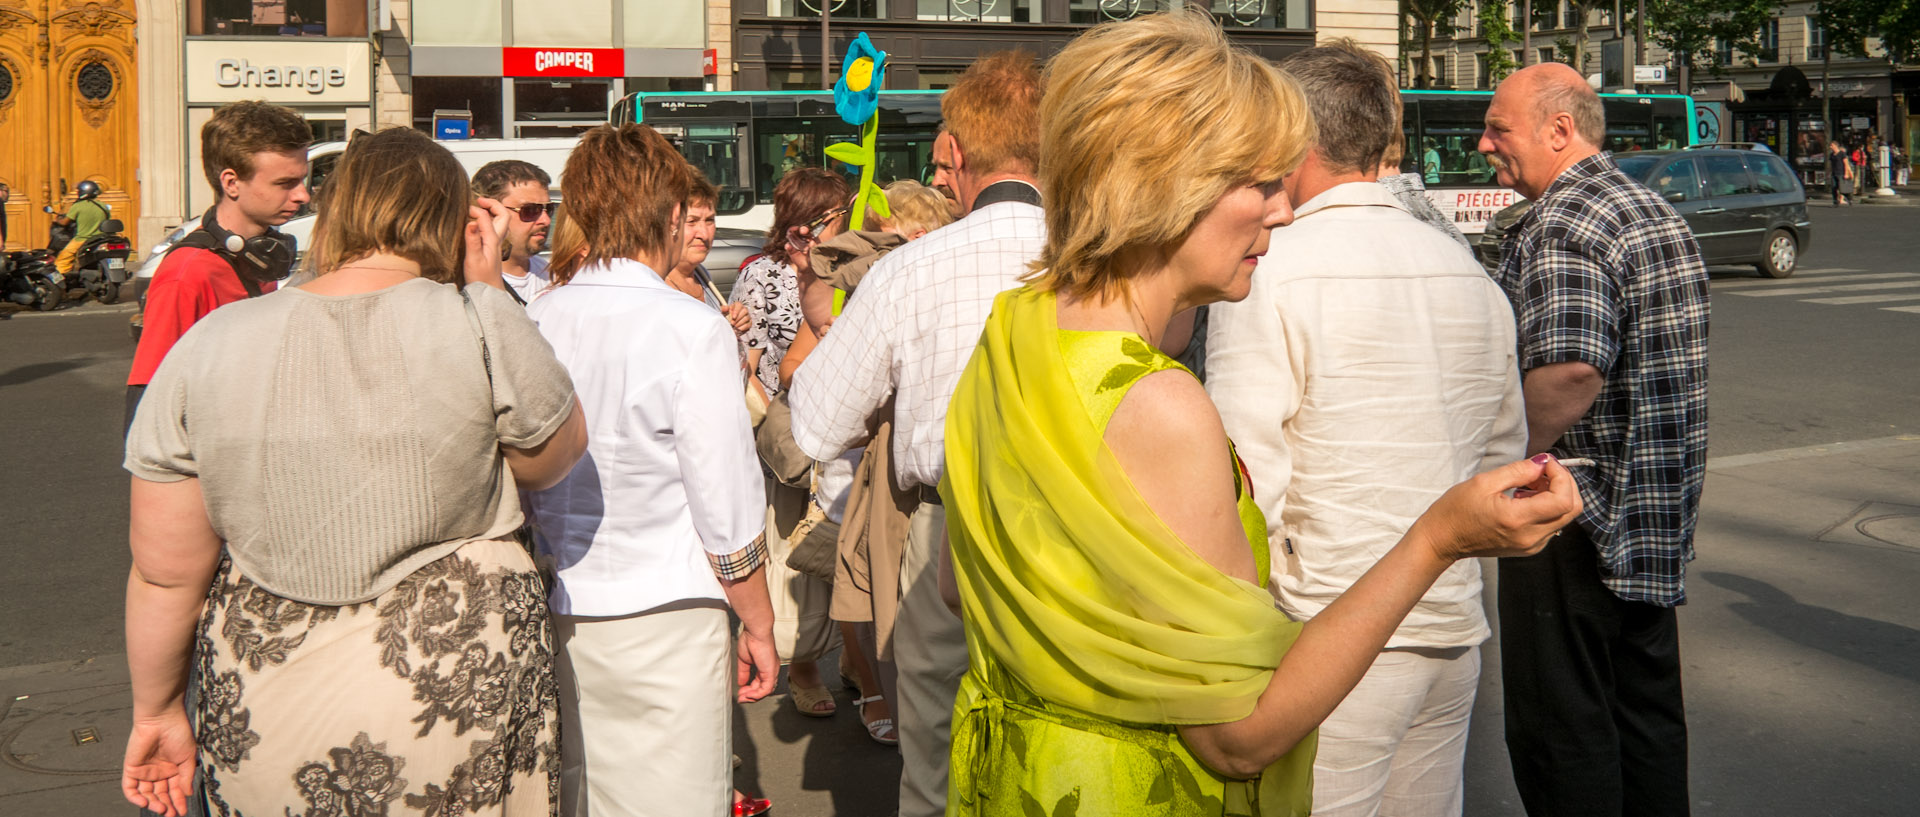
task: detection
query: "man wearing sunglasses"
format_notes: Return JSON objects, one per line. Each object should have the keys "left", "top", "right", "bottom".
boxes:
{"left": 472, "top": 160, "right": 555, "bottom": 304}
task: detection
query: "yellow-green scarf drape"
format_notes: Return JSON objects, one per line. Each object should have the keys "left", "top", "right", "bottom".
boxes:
{"left": 940, "top": 287, "right": 1304, "bottom": 726}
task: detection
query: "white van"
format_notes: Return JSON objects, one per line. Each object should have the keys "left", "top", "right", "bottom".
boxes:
{"left": 131, "top": 136, "right": 579, "bottom": 306}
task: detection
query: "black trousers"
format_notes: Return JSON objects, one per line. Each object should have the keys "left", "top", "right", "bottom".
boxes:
{"left": 1498, "top": 528, "right": 1690, "bottom": 817}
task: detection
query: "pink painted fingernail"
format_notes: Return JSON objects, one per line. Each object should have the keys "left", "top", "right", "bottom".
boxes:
{"left": 1530, "top": 454, "right": 1553, "bottom": 466}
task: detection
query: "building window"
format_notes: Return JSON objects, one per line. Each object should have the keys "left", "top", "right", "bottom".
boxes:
{"left": 412, "top": 77, "right": 505, "bottom": 140}
{"left": 1210, "top": 0, "right": 1306, "bottom": 29}
{"left": 1539, "top": 47, "right": 1556, "bottom": 65}
{"left": 1760, "top": 19, "right": 1779, "bottom": 61}
{"left": 76, "top": 62, "right": 114, "bottom": 101}
{"left": 1513, "top": 48, "right": 1525, "bottom": 68}
{"left": 190, "top": 0, "right": 369, "bottom": 37}
{"left": 916, "top": 0, "right": 1033, "bottom": 22}
{"left": 1808, "top": 19, "right": 1827, "bottom": 60}
{"left": 0, "top": 62, "right": 11, "bottom": 103}
{"left": 772, "top": 0, "right": 885, "bottom": 18}
{"left": 1477, "top": 53, "right": 1491, "bottom": 89}
{"left": 1714, "top": 37, "right": 1733, "bottom": 65}
{"left": 1429, "top": 57, "right": 1449, "bottom": 89}
{"left": 1562, "top": 1, "right": 1580, "bottom": 29}
{"left": 1069, "top": 0, "right": 1178, "bottom": 24}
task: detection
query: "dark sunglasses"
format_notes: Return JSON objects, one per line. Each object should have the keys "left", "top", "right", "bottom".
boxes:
{"left": 513, "top": 202, "right": 557, "bottom": 223}
{"left": 797, "top": 206, "right": 852, "bottom": 239}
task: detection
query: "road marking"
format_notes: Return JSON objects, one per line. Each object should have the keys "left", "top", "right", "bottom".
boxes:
{"left": 1731, "top": 281, "right": 1920, "bottom": 297}
{"left": 1792, "top": 268, "right": 1867, "bottom": 274}
{"left": 0, "top": 304, "right": 138, "bottom": 319}
{"left": 1708, "top": 435, "right": 1920, "bottom": 471}
{"left": 1803, "top": 293, "right": 1920, "bottom": 305}
{"left": 1714, "top": 273, "right": 1918, "bottom": 288}
{"left": 1884, "top": 305, "right": 1920, "bottom": 314}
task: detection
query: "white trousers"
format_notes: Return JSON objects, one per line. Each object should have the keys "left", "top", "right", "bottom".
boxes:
{"left": 555, "top": 605, "right": 732, "bottom": 817}
{"left": 894, "top": 502, "right": 970, "bottom": 817}
{"left": 1308, "top": 645, "right": 1482, "bottom": 817}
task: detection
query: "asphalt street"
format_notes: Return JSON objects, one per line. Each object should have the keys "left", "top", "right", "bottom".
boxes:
{"left": 1, "top": 201, "right": 1916, "bottom": 815}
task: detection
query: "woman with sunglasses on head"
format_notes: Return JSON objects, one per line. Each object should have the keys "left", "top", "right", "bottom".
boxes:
{"left": 728, "top": 166, "right": 852, "bottom": 721}
{"left": 120, "top": 127, "right": 588, "bottom": 816}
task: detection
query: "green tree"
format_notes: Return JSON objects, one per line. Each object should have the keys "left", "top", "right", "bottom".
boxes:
{"left": 1479, "top": 0, "right": 1523, "bottom": 82}
{"left": 1404, "top": 0, "right": 1470, "bottom": 87}
{"left": 1645, "top": 0, "right": 1781, "bottom": 76}
{"left": 1816, "top": 0, "right": 1919, "bottom": 62}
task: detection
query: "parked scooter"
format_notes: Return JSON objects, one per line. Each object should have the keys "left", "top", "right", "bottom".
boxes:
{"left": 1, "top": 249, "right": 64, "bottom": 312}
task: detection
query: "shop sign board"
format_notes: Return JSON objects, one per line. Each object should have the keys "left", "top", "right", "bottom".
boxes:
{"left": 503, "top": 47, "right": 625, "bottom": 78}
{"left": 186, "top": 40, "right": 372, "bottom": 104}
{"left": 703, "top": 48, "right": 718, "bottom": 76}
{"left": 1423, "top": 187, "right": 1522, "bottom": 235}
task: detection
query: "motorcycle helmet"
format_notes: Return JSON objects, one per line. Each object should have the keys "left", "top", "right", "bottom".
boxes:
{"left": 75, "top": 180, "right": 101, "bottom": 200}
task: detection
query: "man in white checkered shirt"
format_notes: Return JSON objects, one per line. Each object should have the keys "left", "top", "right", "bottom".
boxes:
{"left": 788, "top": 53, "right": 1045, "bottom": 817}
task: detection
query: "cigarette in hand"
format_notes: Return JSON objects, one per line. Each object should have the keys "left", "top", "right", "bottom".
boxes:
{"left": 1556, "top": 458, "right": 1595, "bottom": 467}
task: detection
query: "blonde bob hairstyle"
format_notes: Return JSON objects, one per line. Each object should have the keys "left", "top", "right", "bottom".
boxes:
{"left": 1028, "top": 10, "right": 1313, "bottom": 301}
{"left": 874, "top": 179, "right": 955, "bottom": 237}
{"left": 305, "top": 127, "right": 471, "bottom": 283}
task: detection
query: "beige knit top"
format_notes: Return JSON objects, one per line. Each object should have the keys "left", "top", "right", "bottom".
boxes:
{"left": 125, "top": 278, "right": 575, "bottom": 605}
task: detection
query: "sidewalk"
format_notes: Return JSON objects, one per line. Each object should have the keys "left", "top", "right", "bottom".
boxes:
{"left": 6, "top": 438, "right": 1918, "bottom": 815}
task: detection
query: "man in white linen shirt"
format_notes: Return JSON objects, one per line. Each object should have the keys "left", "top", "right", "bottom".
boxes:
{"left": 788, "top": 52, "right": 1044, "bottom": 817}
{"left": 524, "top": 125, "right": 778, "bottom": 817}
{"left": 1206, "top": 43, "right": 1526, "bottom": 817}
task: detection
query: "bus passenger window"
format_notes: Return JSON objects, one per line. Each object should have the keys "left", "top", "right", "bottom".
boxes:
{"left": 756, "top": 129, "right": 818, "bottom": 202}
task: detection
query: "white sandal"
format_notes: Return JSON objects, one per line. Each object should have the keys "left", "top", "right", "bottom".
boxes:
{"left": 855, "top": 695, "right": 898, "bottom": 746}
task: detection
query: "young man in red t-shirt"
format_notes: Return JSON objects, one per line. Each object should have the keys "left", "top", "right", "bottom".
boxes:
{"left": 126, "top": 101, "right": 311, "bottom": 428}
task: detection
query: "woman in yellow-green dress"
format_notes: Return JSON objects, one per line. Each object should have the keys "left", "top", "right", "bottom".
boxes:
{"left": 937, "top": 11, "right": 1585, "bottom": 817}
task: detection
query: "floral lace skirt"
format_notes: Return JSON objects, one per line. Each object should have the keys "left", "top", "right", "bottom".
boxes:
{"left": 192, "top": 538, "right": 560, "bottom": 817}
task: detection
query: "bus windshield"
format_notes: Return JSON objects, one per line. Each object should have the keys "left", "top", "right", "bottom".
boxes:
{"left": 621, "top": 89, "right": 1695, "bottom": 235}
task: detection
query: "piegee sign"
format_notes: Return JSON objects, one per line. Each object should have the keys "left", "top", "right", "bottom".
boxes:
{"left": 503, "top": 48, "right": 625, "bottom": 78}
{"left": 186, "top": 40, "right": 371, "bottom": 104}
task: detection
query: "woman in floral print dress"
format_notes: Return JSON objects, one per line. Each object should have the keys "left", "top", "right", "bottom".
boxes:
{"left": 120, "top": 127, "right": 588, "bottom": 817}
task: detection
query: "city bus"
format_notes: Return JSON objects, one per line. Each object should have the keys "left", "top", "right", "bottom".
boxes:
{"left": 614, "top": 89, "right": 1696, "bottom": 235}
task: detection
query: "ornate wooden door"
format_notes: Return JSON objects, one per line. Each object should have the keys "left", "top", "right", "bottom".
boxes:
{"left": 0, "top": 0, "right": 138, "bottom": 250}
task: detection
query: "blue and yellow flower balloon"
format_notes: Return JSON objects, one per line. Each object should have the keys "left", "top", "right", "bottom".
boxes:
{"left": 823, "top": 33, "right": 892, "bottom": 315}
{"left": 833, "top": 33, "right": 888, "bottom": 126}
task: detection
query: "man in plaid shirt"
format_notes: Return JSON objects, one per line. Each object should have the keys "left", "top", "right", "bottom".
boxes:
{"left": 1481, "top": 64, "right": 1709, "bottom": 817}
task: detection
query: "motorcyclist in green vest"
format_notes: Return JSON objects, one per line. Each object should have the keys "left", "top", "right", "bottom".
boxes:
{"left": 48, "top": 179, "right": 110, "bottom": 281}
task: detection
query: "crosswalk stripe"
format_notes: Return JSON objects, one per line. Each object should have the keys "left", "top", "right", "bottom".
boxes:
{"left": 1884, "top": 306, "right": 1920, "bottom": 314}
{"left": 1732, "top": 281, "right": 1920, "bottom": 297}
{"left": 1715, "top": 273, "right": 1919, "bottom": 288}
{"left": 1803, "top": 293, "right": 1920, "bottom": 305}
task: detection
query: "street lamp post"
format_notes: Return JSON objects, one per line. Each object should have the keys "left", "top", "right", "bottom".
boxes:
{"left": 822, "top": 0, "right": 832, "bottom": 90}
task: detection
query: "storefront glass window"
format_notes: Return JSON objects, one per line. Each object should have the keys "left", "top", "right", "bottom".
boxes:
{"left": 514, "top": 79, "right": 612, "bottom": 122}
{"left": 772, "top": 0, "right": 885, "bottom": 18}
{"left": 412, "top": 77, "right": 506, "bottom": 139}
{"left": 1210, "top": 0, "right": 1309, "bottom": 29}
{"left": 190, "top": 0, "right": 369, "bottom": 37}
{"left": 915, "top": 0, "right": 1032, "bottom": 22}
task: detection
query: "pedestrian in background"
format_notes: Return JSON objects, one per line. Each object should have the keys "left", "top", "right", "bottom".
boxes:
{"left": 729, "top": 165, "right": 851, "bottom": 721}
{"left": 524, "top": 123, "right": 779, "bottom": 817}
{"left": 937, "top": 12, "right": 1580, "bottom": 816}
{"left": 121, "top": 125, "right": 587, "bottom": 817}
{"left": 1481, "top": 63, "right": 1710, "bottom": 817}
{"left": 471, "top": 159, "right": 555, "bottom": 304}
{"left": 126, "top": 100, "right": 311, "bottom": 430}
{"left": 1828, "top": 140, "right": 1852, "bottom": 206}
{"left": 788, "top": 50, "right": 1045, "bottom": 817}
{"left": 663, "top": 168, "right": 751, "bottom": 336}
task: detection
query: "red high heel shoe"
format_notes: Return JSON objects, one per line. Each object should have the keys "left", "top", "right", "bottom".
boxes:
{"left": 733, "top": 795, "right": 772, "bottom": 817}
